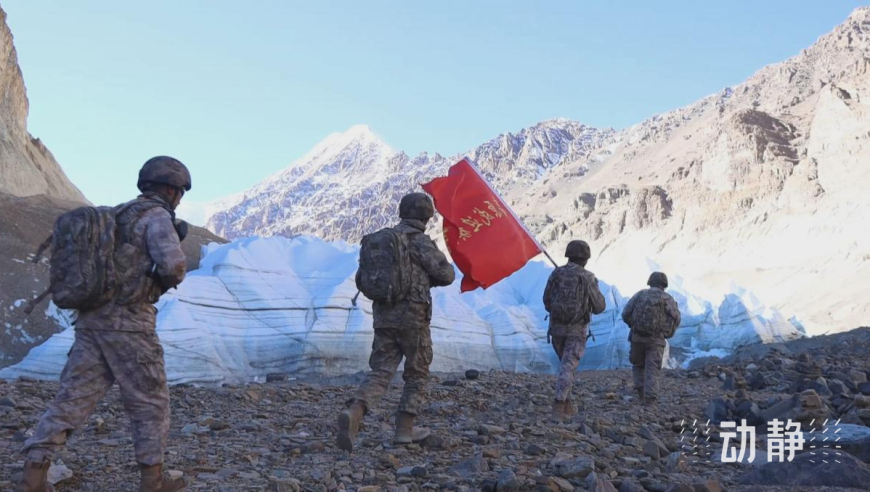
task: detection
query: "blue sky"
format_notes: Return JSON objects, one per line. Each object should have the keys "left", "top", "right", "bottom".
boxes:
{"left": 3, "top": 0, "right": 864, "bottom": 210}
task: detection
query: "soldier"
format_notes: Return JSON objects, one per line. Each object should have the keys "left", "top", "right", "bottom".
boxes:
{"left": 337, "top": 192, "right": 455, "bottom": 452}
{"left": 17, "top": 157, "right": 191, "bottom": 492}
{"left": 543, "top": 240, "right": 606, "bottom": 421}
{"left": 621, "top": 272, "right": 681, "bottom": 406}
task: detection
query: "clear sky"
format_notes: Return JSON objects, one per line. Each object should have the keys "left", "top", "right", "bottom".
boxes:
{"left": 3, "top": 0, "right": 864, "bottom": 212}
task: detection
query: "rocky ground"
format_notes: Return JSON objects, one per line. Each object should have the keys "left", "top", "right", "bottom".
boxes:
{"left": 1, "top": 330, "right": 869, "bottom": 491}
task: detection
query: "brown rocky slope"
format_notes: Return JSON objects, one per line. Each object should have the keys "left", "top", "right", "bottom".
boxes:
{"left": 0, "top": 4, "right": 225, "bottom": 370}
{"left": 0, "top": 6, "right": 86, "bottom": 203}
{"left": 515, "top": 8, "right": 870, "bottom": 335}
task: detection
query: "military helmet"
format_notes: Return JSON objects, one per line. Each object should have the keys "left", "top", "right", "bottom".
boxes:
{"left": 137, "top": 156, "right": 192, "bottom": 192}
{"left": 647, "top": 272, "right": 668, "bottom": 289}
{"left": 564, "top": 240, "right": 591, "bottom": 259}
{"left": 399, "top": 192, "right": 435, "bottom": 220}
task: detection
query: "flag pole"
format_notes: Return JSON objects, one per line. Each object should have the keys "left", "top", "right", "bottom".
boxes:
{"left": 462, "top": 157, "right": 559, "bottom": 268}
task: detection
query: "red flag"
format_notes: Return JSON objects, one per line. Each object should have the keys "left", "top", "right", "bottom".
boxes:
{"left": 422, "top": 158, "right": 542, "bottom": 292}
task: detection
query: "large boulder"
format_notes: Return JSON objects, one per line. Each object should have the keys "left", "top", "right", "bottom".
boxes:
{"left": 738, "top": 450, "right": 870, "bottom": 488}
{"left": 829, "top": 424, "right": 870, "bottom": 463}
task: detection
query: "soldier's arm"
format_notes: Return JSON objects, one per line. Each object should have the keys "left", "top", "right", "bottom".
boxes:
{"left": 665, "top": 295, "right": 681, "bottom": 330}
{"left": 413, "top": 234, "right": 455, "bottom": 287}
{"left": 622, "top": 293, "right": 638, "bottom": 326}
{"left": 145, "top": 208, "right": 187, "bottom": 290}
{"left": 585, "top": 272, "right": 607, "bottom": 315}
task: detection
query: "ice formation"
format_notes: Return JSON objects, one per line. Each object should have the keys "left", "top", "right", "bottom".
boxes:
{"left": 0, "top": 236, "right": 803, "bottom": 385}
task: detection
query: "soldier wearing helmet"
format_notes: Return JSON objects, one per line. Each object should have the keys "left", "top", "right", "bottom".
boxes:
{"left": 337, "top": 192, "right": 455, "bottom": 452}
{"left": 621, "top": 272, "right": 681, "bottom": 405}
{"left": 542, "top": 240, "right": 606, "bottom": 421}
{"left": 18, "top": 157, "right": 190, "bottom": 492}
{"left": 138, "top": 155, "right": 192, "bottom": 210}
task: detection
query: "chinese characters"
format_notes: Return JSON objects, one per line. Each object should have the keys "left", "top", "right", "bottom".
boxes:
{"left": 455, "top": 200, "right": 510, "bottom": 241}
{"left": 721, "top": 420, "right": 756, "bottom": 463}
{"left": 720, "top": 419, "right": 807, "bottom": 464}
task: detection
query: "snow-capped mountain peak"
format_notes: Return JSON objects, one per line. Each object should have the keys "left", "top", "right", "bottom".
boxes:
{"left": 307, "top": 124, "right": 394, "bottom": 163}
{"left": 283, "top": 124, "right": 396, "bottom": 178}
{"left": 207, "top": 119, "right": 615, "bottom": 241}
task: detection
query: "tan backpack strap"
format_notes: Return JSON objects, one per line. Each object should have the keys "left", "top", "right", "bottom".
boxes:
{"left": 23, "top": 288, "right": 51, "bottom": 315}
{"left": 27, "top": 234, "right": 55, "bottom": 314}
{"left": 32, "top": 234, "right": 53, "bottom": 263}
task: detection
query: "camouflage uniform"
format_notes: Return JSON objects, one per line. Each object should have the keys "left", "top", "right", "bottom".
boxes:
{"left": 622, "top": 286, "right": 680, "bottom": 401}
{"left": 22, "top": 193, "right": 185, "bottom": 466}
{"left": 351, "top": 218, "right": 455, "bottom": 416}
{"left": 544, "top": 263, "right": 606, "bottom": 401}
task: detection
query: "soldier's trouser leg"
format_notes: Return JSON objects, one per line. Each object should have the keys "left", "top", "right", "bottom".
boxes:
{"left": 642, "top": 344, "right": 665, "bottom": 401}
{"left": 629, "top": 341, "right": 646, "bottom": 396}
{"left": 352, "top": 329, "right": 404, "bottom": 412}
{"left": 21, "top": 330, "right": 115, "bottom": 461}
{"left": 97, "top": 331, "right": 170, "bottom": 466}
{"left": 397, "top": 327, "right": 433, "bottom": 416}
{"left": 553, "top": 336, "right": 585, "bottom": 401}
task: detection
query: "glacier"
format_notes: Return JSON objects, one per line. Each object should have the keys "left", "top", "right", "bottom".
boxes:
{"left": 0, "top": 236, "right": 804, "bottom": 385}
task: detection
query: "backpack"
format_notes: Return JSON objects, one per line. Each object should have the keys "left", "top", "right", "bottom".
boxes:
{"left": 25, "top": 201, "right": 163, "bottom": 314}
{"left": 628, "top": 290, "right": 670, "bottom": 338}
{"left": 544, "top": 265, "right": 591, "bottom": 323}
{"left": 356, "top": 227, "right": 413, "bottom": 303}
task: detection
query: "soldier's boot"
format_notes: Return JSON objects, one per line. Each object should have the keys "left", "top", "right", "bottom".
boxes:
{"left": 15, "top": 459, "right": 52, "bottom": 492}
{"left": 139, "top": 464, "right": 186, "bottom": 492}
{"left": 565, "top": 400, "right": 576, "bottom": 418}
{"left": 393, "top": 411, "right": 430, "bottom": 444}
{"left": 337, "top": 401, "right": 366, "bottom": 453}
{"left": 551, "top": 400, "right": 569, "bottom": 422}
{"left": 643, "top": 396, "right": 658, "bottom": 407}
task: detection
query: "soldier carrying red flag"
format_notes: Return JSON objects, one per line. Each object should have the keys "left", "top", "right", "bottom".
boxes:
{"left": 423, "top": 159, "right": 606, "bottom": 421}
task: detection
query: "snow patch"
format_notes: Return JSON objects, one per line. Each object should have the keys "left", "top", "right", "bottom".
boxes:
{"left": 680, "top": 348, "right": 731, "bottom": 369}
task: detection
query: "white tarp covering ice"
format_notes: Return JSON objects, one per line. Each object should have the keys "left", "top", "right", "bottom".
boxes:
{"left": 1, "top": 236, "right": 804, "bottom": 385}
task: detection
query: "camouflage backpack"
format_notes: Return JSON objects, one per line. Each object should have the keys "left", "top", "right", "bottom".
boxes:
{"left": 628, "top": 290, "right": 671, "bottom": 338}
{"left": 544, "top": 264, "right": 591, "bottom": 323}
{"left": 25, "top": 201, "right": 163, "bottom": 314}
{"left": 356, "top": 227, "right": 414, "bottom": 303}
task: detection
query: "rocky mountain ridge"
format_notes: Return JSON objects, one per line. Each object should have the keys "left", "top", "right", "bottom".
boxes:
{"left": 206, "top": 119, "right": 616, "bottom": 241}
{"left": 514, "top": 7, "right": 870, "bottom": 334}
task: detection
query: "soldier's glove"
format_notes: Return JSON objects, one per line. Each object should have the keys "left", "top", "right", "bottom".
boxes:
{"left": 174, "top": 219, "right": 189, "bottom": 242}
{"left": 147, "top": 264, "right": 175, "bottom": 294}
